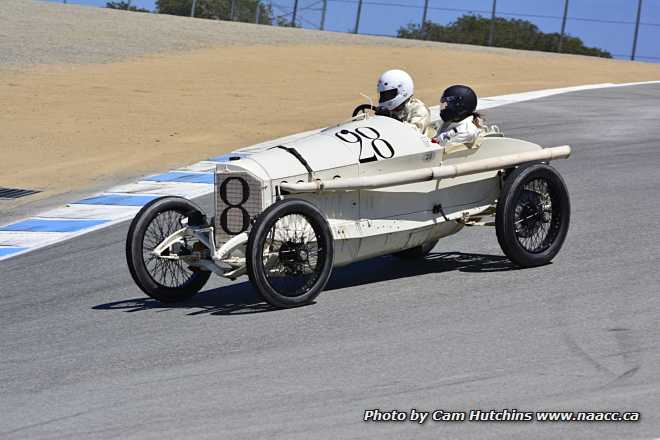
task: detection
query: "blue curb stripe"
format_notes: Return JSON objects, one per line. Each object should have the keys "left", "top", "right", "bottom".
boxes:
{"left": 0, "top": 247, "right": 27, "bottom": 257}
{"left": 208, "top": 152, "right": 251, "bottom": 163}
{"left": 144, "top": 172, "right": 214, "bottom": 184}
{"left": 0, "top": 219, "right": 109, "bottom": 233}
{"left": 75, "top": 194, "right": 159, "bottom": 206}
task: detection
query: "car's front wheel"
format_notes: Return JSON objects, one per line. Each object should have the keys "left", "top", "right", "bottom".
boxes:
{"left": 246, "top": 198, "right": 334, "bottom": 308}
{"left": 126, "top": 196, "right": 211, "bottom": 303}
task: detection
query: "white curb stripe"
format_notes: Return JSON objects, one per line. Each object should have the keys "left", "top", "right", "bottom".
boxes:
{"left": 0, "top": 231, "right": 74, "bottom": 248}
{"left": 44, "top": 204, "right": 143, "bottom": 220}
{"left": 1, "top": 80, "right": 658, "bottom": 261}
{"left": 109, "top": 181, "right": 214, "bottom": 198}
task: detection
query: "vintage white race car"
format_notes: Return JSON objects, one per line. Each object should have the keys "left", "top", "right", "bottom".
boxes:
{"left": 126, "top": 107, "right": 571, "bottom": 308}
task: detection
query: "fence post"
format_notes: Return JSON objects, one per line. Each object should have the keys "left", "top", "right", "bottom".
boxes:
{"left": 421, "top": 0, "right": 429, "bottom": 38}
{"left": 631, "top": 0, "right": 643, "bottom": 60}
{"left": 190, "top": 0, "right": 197, "bottom": 17}
{"left": 320, "top": 0, "right": 328, "bottom": 30}
{"left": 354, "top": 0, "right": 363, "bottom": 34}
{"left": 255, "top": 0, "right": 261, "bottom": 23}
{"left": 230, "top": 0, "right": 237, "bottom": 20}
{"left": 488, "top": 0, "right": 497, "bottom": 46}
{"left": 292, "top": 0, "right": 299, "bottom": 27}
{"left": 558, "top": 0, "right": 569, "bottom": 52}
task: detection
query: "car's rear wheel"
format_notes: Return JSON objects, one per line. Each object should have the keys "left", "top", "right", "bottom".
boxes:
{"left": 126, "top": 197, "right": 211, "bottom": 303}
{"left": 495, "top": 163, "right": 570, "bottom": 267}
{"left": 246, "top": 198, "right": 334, "bottom": 308}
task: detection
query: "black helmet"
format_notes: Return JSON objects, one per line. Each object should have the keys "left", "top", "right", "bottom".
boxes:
{"left": 440, "top": 85, "right": 477, "bottom": 123}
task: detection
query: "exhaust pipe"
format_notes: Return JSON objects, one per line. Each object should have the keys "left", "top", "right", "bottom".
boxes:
{"left": 280, "top": 145, "right": 571, "bottom": 194}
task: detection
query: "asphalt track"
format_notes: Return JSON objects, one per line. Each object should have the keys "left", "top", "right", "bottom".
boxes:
{"left": 2, "top": 84, "right": 659, "bottom": 440}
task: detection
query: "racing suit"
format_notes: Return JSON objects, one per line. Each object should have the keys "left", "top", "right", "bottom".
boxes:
{"left": 433, "top": 115, "right": 483, "bottom": 146}
{"left": 390, "top": 97, "right": 431, "bottom": 134}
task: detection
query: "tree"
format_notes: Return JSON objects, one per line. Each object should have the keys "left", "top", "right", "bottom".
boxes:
{"left": 276, "top": 15, "right": 301, "bottom": 27}
{"left": 398, "top": 15, "right": 611, "bottom": 58}
{"left": 157, "top": 0, "right": 274, "bottom": 24}
{"left": 106, "top": 1, "right": 151, "bottom": 12}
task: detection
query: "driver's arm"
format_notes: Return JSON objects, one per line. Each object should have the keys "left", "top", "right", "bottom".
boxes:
{"left": 405, "top": 100, "right": 431, "bottom": 133}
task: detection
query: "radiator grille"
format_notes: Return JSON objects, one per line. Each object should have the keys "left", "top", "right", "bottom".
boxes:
{"left": 214, "top": 170, "right": 263, "bottom": 247}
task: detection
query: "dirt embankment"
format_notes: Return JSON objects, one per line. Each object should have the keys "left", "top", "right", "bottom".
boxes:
{"left": 2, "top": 2, "right": 660, "bottom": 211}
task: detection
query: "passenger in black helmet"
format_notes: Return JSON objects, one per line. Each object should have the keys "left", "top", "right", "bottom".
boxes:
{"left": 433, "top": 85, "right": 484, "bottom": 146}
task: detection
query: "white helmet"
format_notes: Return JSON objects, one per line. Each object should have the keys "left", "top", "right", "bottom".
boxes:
{"left": 377, "top": 69, "right": 414, "bottom": 111}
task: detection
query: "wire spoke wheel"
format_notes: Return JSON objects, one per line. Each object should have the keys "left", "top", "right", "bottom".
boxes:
{"left": 142, "top": 210, "right": 195, "bottom": 289}
{"left": 513, "top": 178, "right": 560, "bottom": 253}
{"left": 126, "top": 197, "right": 211, "bottom": 302}
{"left": 262, "top": 213, "right": 325, "bottom": 297}
{"left": 247, "top": 198, "right": 334, "bottom": 308}
{"left": 496, "top": 164, "right": 570, "bottom": 267}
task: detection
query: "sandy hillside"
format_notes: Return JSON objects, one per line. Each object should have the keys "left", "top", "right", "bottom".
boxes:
{"left": 2, "top": 0, "right": 660, "bottom": 213}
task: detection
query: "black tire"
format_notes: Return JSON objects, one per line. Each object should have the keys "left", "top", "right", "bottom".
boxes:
{"left": 393, "top": 239, "right": 438, "bottom": 259}
{"left": 246, "top": 198, "right": 334, "bottom": 308}
{"left": 126, "top": 196, "right": 211, "bottom": 303}
{"left": 495, "top": 163, "right": 570, "bottom": 267}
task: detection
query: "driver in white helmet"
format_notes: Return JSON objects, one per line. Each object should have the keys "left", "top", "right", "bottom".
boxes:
{"left": 377, "top": 69, "right": 430, "bottom": 134}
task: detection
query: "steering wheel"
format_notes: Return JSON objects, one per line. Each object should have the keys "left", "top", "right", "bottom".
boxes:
{"left": 352, "top": 104, "right": 377, "bottom": 117}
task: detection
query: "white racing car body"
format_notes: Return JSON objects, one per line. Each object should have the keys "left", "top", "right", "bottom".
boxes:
{"left": 126, "top": 112, "right": 572, "bottom": 308}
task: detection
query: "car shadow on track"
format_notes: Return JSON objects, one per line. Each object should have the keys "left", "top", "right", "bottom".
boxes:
{"left": 327, "top": 251, "right": 516, "bottom": 291}
{"left": 93, "top": 251, "right": 517, "bottom": 316}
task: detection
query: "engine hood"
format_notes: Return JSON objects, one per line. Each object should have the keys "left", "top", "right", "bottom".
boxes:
{"left": 222, "top": 115, "right": 431, "bottom": 181}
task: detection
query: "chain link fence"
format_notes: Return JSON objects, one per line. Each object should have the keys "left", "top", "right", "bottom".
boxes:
{"left": 205, "top": 0, "right": 659, "bottom": 61}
